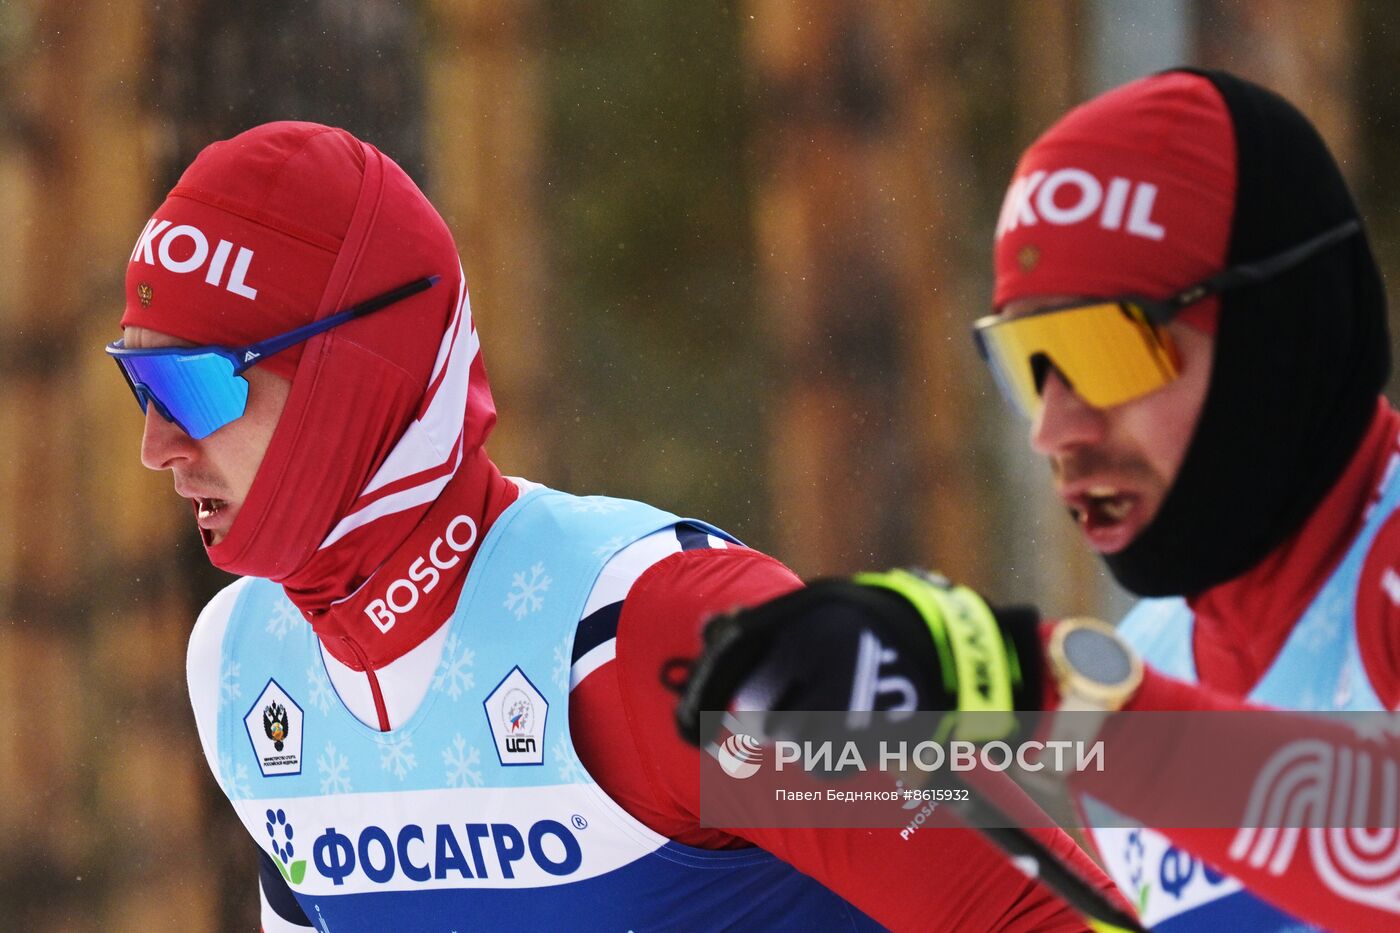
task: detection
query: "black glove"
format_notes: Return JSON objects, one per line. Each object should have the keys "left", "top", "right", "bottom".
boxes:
{"left": 674, "top": 569, "right": 1043, "bottom": 747}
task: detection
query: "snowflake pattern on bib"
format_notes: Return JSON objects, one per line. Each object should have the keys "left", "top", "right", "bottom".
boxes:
{"left": 212, "top": 488, "right": 882, "bottom": 932}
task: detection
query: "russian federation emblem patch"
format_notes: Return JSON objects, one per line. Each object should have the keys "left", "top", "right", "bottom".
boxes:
{"left": 245, "top": 678, "right": 304, "bottom": 777}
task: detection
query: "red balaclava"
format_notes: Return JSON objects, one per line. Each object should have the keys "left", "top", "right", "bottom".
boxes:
{"left": 121, "top": 122, "right": 505, "bottom": 668}
{"left": 992, "top": 70, "right": 1236, "bottom": 334}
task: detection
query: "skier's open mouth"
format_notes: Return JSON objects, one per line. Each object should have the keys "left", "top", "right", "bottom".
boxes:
{"left": 1066, "top": 487, "right": 1141, "bottom": 553}
{"left": 193, "top": 497, "right": 235, "bottom": 543}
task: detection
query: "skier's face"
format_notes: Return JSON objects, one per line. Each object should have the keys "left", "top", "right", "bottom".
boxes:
{"left": 1004, "top": 297, "right": 1214, "bottom": 554}
{"left": 124, "top": 325, "right": 290, "bottom": 548}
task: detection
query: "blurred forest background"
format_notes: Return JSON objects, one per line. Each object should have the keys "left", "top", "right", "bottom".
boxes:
{"left": 3, "top": 0, "right": 1400, "bottom": 929}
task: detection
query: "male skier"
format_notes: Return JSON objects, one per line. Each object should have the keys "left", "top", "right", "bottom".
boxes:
{"left": 110, "top": 120, "right": 1109, "bottom": 930}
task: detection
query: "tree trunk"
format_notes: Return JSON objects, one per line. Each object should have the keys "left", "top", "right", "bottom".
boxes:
{"left": 745, "top": 2, "right": 994, "bottom": 582}
{"left": 425, "top": 0, "right": 555, "bottom": 481}
{"left": 1197, "top": 0, "right": 1358, "bottom": 169}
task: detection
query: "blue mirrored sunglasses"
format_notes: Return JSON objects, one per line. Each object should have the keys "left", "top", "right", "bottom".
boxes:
{"left": 107, "top": 275, "right": 441, "bottom": 439}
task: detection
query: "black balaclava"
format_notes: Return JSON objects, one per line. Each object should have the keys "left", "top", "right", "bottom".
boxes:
{"left": 1105, "top": 68, "right": 1390, "bottom": 596}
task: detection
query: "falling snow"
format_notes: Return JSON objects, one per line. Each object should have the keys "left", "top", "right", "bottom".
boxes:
{"left": 505, "top": 563, "right": 552, "bottom": 620}
{"left": 318, "top": 742, "right": 353, "bottom": 795}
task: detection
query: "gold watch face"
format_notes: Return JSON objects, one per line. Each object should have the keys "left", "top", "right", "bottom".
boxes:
{"left": 1050, "top": 617, "right": 1144, "bottom": 708}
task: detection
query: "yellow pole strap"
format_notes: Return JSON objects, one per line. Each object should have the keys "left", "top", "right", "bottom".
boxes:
{"left": 852, "top": 569, "right": 1016, "bottom": 740}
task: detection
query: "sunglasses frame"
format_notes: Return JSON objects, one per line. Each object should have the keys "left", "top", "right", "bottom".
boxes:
{"left": 974, "top": 218, "right": 1362, "bottom": 411}
{"left": 108, "top": 274, "right": 441, "bottom": 438}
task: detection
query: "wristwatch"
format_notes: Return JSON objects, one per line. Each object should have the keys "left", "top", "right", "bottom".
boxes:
{"left": 1046, "top": 617, "right": 1144, "bottom": 712}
